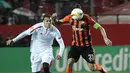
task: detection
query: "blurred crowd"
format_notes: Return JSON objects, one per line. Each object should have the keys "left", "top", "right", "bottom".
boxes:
{"left": 0, "top": 0, "right": 44, "bottom": 25}
{"left": 0, "top": 0, "right": 84, "bottom": 25}
{"left": 0, "top": 0, "right": 129, "bottom": 25}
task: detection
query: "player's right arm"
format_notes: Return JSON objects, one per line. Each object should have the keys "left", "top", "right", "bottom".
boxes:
{"left": 6, "top": 30, "right": 29, "bottom": 46}
{"left": 51, "top": 13, "right": 71, "bottom": 25}
{"left": 6, "top": 24, "right": 37, "bottom": 46}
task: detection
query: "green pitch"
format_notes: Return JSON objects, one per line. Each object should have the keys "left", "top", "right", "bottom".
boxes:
{"left": 1, "top": 71, "right": 130, "bottom": 73}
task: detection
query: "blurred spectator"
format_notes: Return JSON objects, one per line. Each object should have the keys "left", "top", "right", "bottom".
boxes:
{"left": 6, "top": 33, "right": 13, "bottom": 40}
{"left": 12, "top": 6, "right": 36, "bottom": 24}
{"left": 39, "top": 13, "right": 46, "bottom": 22}
{"left": 29, "top": 0, "right": 40, "bottom": 13}
{"left": 7, "top": 12, "right": 19, "bottom": 25}
{"left": 36, "top": 5, "right": 44, "bottom": 22}
{"left": 0, "top": 32, "right": 6, "bottom": 47}
{"left": 0, "top": 14, "right": 8, "bottom": 25}
{"left": 0, "top": 0, "right": 12, "bottom": 25}
{"left": 10, "top": 0, "right": 24, "bottom": 9}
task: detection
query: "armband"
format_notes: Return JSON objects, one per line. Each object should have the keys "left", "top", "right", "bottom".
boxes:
{"left": 93, "top": 23, "right": 101, "bottom": 29}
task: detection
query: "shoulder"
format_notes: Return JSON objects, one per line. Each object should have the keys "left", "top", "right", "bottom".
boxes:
{"left": 33, "top": 22, "right": 43, "bottom": 28}
{"left": 84, "top": 14, "right": 90, "bottom": 18}
{"left": 34, "top": 22, "right": 43, "bottom": 27}
{"left": 83, "top": 14, "right": 92, "bottom": 20}
{"left": 29, "top": 22, "right": 43, "bottom": 32}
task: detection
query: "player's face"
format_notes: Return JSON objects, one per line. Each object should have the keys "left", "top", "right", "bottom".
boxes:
{"left": 43, "top": 17, "right": 52, "bottom": 28}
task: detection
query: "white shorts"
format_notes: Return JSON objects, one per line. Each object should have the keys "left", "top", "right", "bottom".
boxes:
{"left": 30, "top": 52, "right": 54, "bottom": 72}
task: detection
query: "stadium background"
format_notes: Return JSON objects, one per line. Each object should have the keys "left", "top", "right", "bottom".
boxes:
{"left": 0, "top": 0, "right": 130, "bottom": 73}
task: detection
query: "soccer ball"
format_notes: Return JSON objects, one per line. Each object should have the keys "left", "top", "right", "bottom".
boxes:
{"left": 71, "top": 8, "right": 84, "bottom": 20}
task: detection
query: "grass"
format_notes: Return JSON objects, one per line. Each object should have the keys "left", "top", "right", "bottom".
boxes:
{"left": 0, "top": 71, "right": 130, "bottom": 73}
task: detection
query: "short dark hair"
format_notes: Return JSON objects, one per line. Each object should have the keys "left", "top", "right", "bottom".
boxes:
{"left": 42, "top": 14, "right": 51, "bottom": 20}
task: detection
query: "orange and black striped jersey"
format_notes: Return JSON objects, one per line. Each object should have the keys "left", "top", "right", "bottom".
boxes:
{"left": 61, "top": 14, "right": 95, "bottom": 46}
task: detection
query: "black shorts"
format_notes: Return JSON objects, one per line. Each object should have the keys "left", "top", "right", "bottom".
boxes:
{"left": 68, "top": 46, "right": 95, "bottom": 64}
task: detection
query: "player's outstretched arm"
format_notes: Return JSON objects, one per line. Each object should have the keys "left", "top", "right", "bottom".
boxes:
{"left": 99, "top": 26, "right": 112, "bottom": 46}
{"left": 51, "top": 13, "right": 64, "bottom": 25}
{"left": 6, "top": 30, "right": 29, "bottom": 46}
{"left": 93, "top": 23, "right": 112, "bottom": 46}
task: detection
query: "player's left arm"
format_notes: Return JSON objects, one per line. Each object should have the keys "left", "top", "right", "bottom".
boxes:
{"left": 93, "top": 23, "right": 112, "bottom": 46}
{"left": 86, "top": 14, "right": 112, "bottom": 46}
{"left": 54, "top": 27, "right": 65, "bottom": 60}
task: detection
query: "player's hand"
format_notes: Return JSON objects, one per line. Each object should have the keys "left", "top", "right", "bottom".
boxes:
{"left": 51, "top": 13, "right": 58, "bottom": 25}
{"left": 51, "top": 13, "right": 57, "bottom": 19}
{"left": 56, "top": 54, "right": 62, "bottom": 60}
{"left": 6, "top": 40, "right": 13, "bottom": 46}
{"left": 104, "top": 38, "right": 112, "bottom": 46}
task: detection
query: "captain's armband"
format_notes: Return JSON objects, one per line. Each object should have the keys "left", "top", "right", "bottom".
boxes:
{"left": 93, "top": 23, "right": 101, "bottom": 29}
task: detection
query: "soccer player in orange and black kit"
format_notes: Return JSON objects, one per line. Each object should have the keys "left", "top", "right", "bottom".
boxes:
{"left": 52, "top": 8, "right": 112, "bottom": 73}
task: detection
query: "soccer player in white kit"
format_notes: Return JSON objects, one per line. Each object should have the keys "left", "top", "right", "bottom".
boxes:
{"left": 7, "top": 14, "right": 65, "bottom": 73}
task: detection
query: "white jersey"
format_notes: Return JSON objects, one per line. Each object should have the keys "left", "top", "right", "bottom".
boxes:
{"left": 12, "top": 22, "right": 64, "bottom": 56}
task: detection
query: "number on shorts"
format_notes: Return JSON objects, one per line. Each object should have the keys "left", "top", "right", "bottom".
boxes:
{"left": 88, "top": 54, "right": 94, "bottom": 62}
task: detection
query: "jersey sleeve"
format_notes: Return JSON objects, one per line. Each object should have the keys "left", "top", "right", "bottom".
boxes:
{"left": 54, "top": 26, "right": 65, "bottom": 56}
{"left": 84, "top": 14, "right": 102, "bottom": 29}
{"left": 12, "top": 24, "right": 38, "bottom": 42}
{"left": 54, "top": 27, "right": 62, "bottom": 42}
{"left": 60, "top": 14, "right": 71, "bottom": 23}
{"left": 84, "top": 14, "right": 95, "bottom": 25}
{"left": 26, "top": 24, "right": 38, "bottom": 35}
